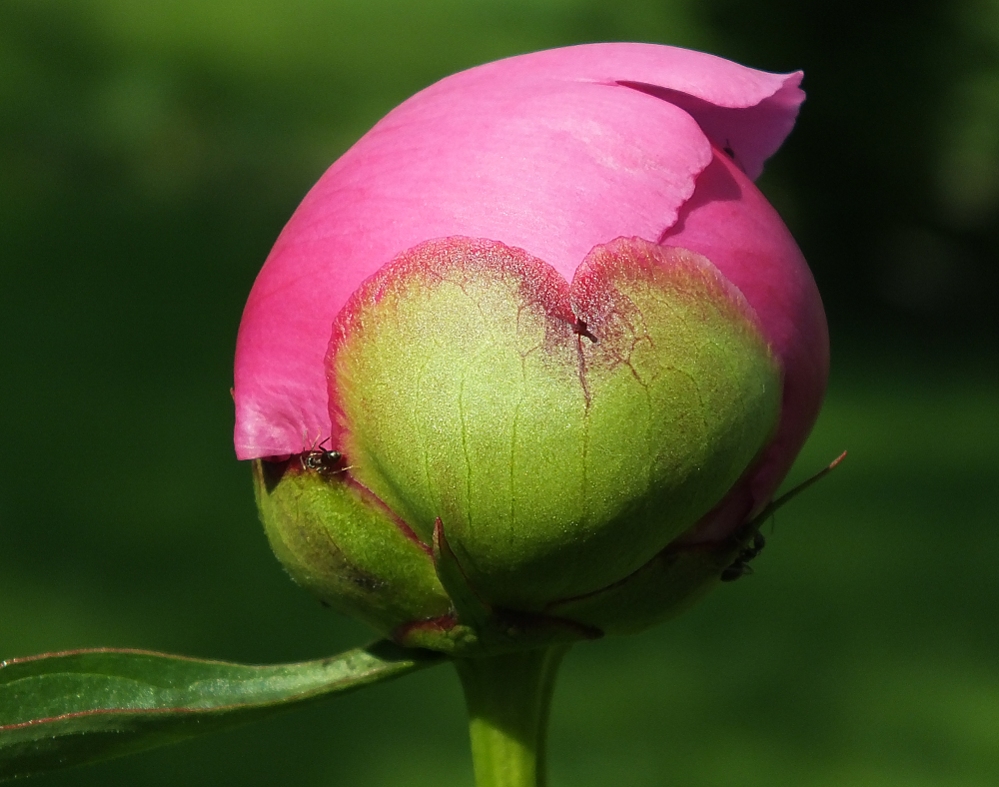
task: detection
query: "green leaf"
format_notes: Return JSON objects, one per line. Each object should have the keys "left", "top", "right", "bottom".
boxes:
{"left": 0, "top": 640, "right": 443, "bottom": 781}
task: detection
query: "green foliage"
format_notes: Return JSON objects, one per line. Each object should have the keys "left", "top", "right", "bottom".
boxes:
{"left": 0, "top": 642, "right": 442, "bottom": 781}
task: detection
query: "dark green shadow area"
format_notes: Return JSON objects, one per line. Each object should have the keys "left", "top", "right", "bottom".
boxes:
{"left": 2, "top": 1, "right": 997, "bottom": 785}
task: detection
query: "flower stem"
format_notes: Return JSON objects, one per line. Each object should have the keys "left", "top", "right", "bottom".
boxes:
{"left": 454, "top": 646, "right": 569, "bottom": 787}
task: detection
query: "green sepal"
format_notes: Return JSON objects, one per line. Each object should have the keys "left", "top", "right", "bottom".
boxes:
{"left": 545, "top": 540, "right": 740, "bottom": 635}
{"left": 253, "top": 459, "right": 452, "bottom": 636}
{"left": 330, "top": 237, "right": 782, "bottom": 612}
{"left": 394, "top": 522, "right": 601, "bottom": 656}
{"left": 431, "top": 517, "right": 493, "bottom": 628}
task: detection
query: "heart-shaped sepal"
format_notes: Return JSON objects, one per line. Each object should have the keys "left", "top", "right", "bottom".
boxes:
{"left": 327, "top": 235, "right": 781, "bottom": 630}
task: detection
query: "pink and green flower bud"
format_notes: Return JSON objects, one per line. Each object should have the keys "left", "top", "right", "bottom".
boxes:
{"left": 234, "top": 43, "right": 829, "bottom": 656}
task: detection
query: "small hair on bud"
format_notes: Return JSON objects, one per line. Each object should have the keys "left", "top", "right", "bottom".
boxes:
{"left": 749, "top": 450, "right": 847, "bottom": 529}
{"left": 721, "top": 452, "right": 846, "bottom": 583}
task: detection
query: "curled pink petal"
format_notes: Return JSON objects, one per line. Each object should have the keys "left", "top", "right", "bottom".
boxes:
{"left": 486, "top": 43, "right": 803, "bottom": 179}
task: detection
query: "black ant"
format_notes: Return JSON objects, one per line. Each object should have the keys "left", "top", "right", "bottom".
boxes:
{"left": 721, "top": 138, "right": 747, "bottom": 173}
{"left": 573, "top": 317, "right": 598, "bottom": 343}
{"left": 299, "top": 436, "right": 345, "bottom": 476}
{"left": 718, "top": 451, "right": 847, "bottom": 583}
{"left": 720, "top": 530, "right": 765, "bottom": 582}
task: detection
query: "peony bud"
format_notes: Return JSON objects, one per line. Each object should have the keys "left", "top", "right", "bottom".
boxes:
{"left": 234, "top": 43, "right": 828, "bottom": 656}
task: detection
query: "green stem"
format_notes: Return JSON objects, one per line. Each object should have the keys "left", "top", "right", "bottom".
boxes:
{"left": 454, "top": 646, "right": 569, "bottom": 787}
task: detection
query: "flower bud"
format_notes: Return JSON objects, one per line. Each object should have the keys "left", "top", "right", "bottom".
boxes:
{"left": 234, "top": 43, "right": 829, "bottom": 656}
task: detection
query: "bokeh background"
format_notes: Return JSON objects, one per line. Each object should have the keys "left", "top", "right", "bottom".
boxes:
{"left": 2, "top": 0, "right": 998, "bottom": 785}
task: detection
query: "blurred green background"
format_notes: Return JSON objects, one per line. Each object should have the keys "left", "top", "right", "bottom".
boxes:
{"left": 2, "top": 0, "right": 998, "bottom": 785}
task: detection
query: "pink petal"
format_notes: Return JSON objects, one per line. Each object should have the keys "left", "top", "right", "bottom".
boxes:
{"left": 234, "top": 43, "right": 806, "bottom": 460}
